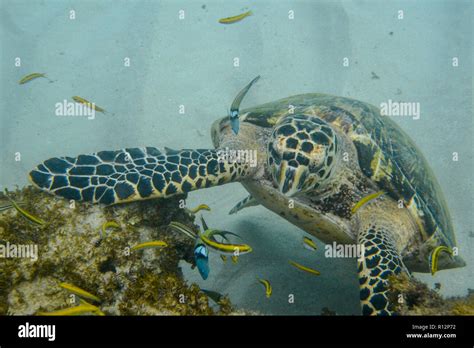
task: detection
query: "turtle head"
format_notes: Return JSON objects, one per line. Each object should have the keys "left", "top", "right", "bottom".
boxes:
{"left": 267, "top": 115, "right": 339, "bottom": 197}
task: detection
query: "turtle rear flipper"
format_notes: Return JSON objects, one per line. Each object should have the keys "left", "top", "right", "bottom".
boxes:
{"left": 29, "top": 147, "right": 252, "bottom": 205}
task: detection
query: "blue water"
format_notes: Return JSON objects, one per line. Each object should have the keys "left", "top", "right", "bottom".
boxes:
{"left": 1, "top": 0, "right": 472, "bottom": 314}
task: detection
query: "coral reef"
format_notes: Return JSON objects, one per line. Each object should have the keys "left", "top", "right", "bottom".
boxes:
{"left": 0, "top": 186, "right": 235, "bottom": 315}
{"left": 388, "top": 273, "right": 474, "bottom": 315}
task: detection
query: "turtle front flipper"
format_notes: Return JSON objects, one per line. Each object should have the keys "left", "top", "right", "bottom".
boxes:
{"left": 357, "top": 224, "right": 407, "bottom": 315}
{"left": 29, "top": 147, "right": 253, "bottom": 205}
{"left": 353, "top": 195, "right": 414, "bottom": 316}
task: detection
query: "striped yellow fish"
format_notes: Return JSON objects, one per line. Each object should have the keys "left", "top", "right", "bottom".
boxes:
{"left": 38, "top": 299, "right": 104, "bottom": 316}
{"left": 219, "top": 10, "right": 252, "bottom": 24}
{"left": 351, "top": 191, "right": 386, "bottom": 214}
{"left": 220, "top": 255, "right": 228, "bottom": 262}
{"left": 3, "top": 189, "right": 45, "bottom": 225}
{"left": 429, "top": 246, "right": 453, "bottom": 275}
{"left": 19, "top": 73, "right": 47, "bottom": 85}
{"left": 168, "top": 221, "right": 198, "bottom": 240}
{"left": 289, "top": 260, "right": 321, "bottom": 276}
{"left": 59, "top": 282, "right": 101, "bottom": 303}
{"left": 37, "top": 304, "right": 103, "bottom": 316}
{"left": 101, "top": 221, "right": 120, "bottom": 238}
{"left": 257, "top": 277, "right": 272, "bottom": 298}
{"left": 199, "top": 233, "right": 252, "bottom": 255}
{"left": 231, "top": 255, "right": 238, "bottom": 263}
{"left": 131, "top": 240, "right": 168, "bottom": 251}
{"left": 303, "top": 237, "right": 317, "bottom": 251}
{"left": 72, "top": 96, "right": 106, "bottom": 113}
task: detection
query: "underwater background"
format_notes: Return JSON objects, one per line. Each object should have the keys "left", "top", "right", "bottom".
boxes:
{"left": 0, "top": 0, "right": 472, "bottom": 315}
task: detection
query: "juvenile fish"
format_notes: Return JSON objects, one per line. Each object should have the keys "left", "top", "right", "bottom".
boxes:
{"left": 219, "top": 10, "right": 252, "bottom": 24}
{"left": 37, "top": 304, "right": 103, "bottom": 316}
{"left": 429, "top": 246, "right": 453, "bottom": 275}
{"left": 3, "top": 189, "right": 45, "bottom": 225}
{"left": 257, "top": 277, "right": 272, "bottom": 298}
{"left": 101, "top": 221, "right": 120, "bottom": 238}
{"left": 168, "top": 221, "right": 198, "bottom": 240}
{"left": 289, "top": 260, "right": 321, "bottom": 276}
{"left": 351, "top": 191, "right": 385, "bottom": 214}
{"left": 131, "top": 240, "right": 168, "bottom": 251}
{"left": 187, "top": 203, "right": 211, "bottom": 214}
{"left": 72, "top": 96, "right": 106, "bottom": 113}
{"left": 38, "top": 299, "right": 104, "bottom": 316}
{"left": 303, "top": 237, "right": 317, "bottom": 251}
{"left": 18, "top": 73, "right": 49, "bottom": 85}
{"left": 59, "top": 282, "right": 101, "bottom": 303}
{"left": 229, "top": 75, "right": 260, "bottom": 134}
{"left": 200, "top": 233, "right": 252, "bottom": 255}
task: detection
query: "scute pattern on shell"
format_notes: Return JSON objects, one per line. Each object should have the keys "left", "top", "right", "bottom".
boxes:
{"left": 242, "top": 93, "right": 455, "bottom": 248}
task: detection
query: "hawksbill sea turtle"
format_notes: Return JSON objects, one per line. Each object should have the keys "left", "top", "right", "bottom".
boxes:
{"left": 29, "top": 93, "right": 465, "bottom": 315}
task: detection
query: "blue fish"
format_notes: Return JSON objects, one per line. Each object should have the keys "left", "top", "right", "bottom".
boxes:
{"left": 194, "top": 243, "right": 210, "bottom": 280}
{"left": 229, "top": 110, "right": 240, "bottom": 135}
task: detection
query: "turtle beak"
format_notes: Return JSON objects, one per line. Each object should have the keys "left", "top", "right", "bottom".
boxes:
{"left": 437, "top": 253, "right": 466, "bottom": 271}
{"left": 275, "top": 161, "right": 308, "bottom": 197}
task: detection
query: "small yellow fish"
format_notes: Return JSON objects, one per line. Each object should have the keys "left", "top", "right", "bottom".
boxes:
{"left": 429, "top": 246, "right": 453, "bottom": 275}
{"left": 231, "top": 255, "right": 238, "bottom": 263}
{"left": 200, "top": 233, "right": 252, "bottom": 255}
{"left": 72, "top": 96, "right": 106, "bottom": 113}
{"left": 257, "top": 277, "right": 272, "bottom": 298}
{"left": 289, "top": 260, "right": 321, "bottom": 276}
{"left": 303, "top": 237, "right": 317, "bottom": 251}
{"left": 59, "top": 282, "right": 101, "bottom": 303}
{"left": 220, "top": 255, "right": 227, "bottom": 263}
{"left": 37, "top": 304, "right": 103, "bottom": 316}
{"left": 19, "top": 73, "right": 48, "bottom": 84}
{"left": 187, "top": 204, "right": 211, "bottom": 214}
{"left": 3, "top": 189, "right": 45, "bottom": 225}
{"left": 101, "top": 221, "right": 120, "bottom": 238}
{"left": 131, "top": 240, "right": 168, "bottom": 251}
{"left": 38, "top": 299, "right": 104, "bottom": 316}
{"left": 351, "top": 191, "right": 386, "bottom": 214}
{"left": 219, "top": 10, "right": 252, "bottom": 24}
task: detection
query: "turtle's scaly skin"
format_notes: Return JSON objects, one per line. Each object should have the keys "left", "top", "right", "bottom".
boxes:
{"left": 29, "top": 147, "right": 253, "bottom": 205}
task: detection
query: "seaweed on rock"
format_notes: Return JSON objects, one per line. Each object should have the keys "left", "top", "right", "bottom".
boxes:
{"left": 0, "top": 186, "right": 235, "bottom": 315}
{"left": 388, "top": 273, "right": 474, "bottom": 315}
